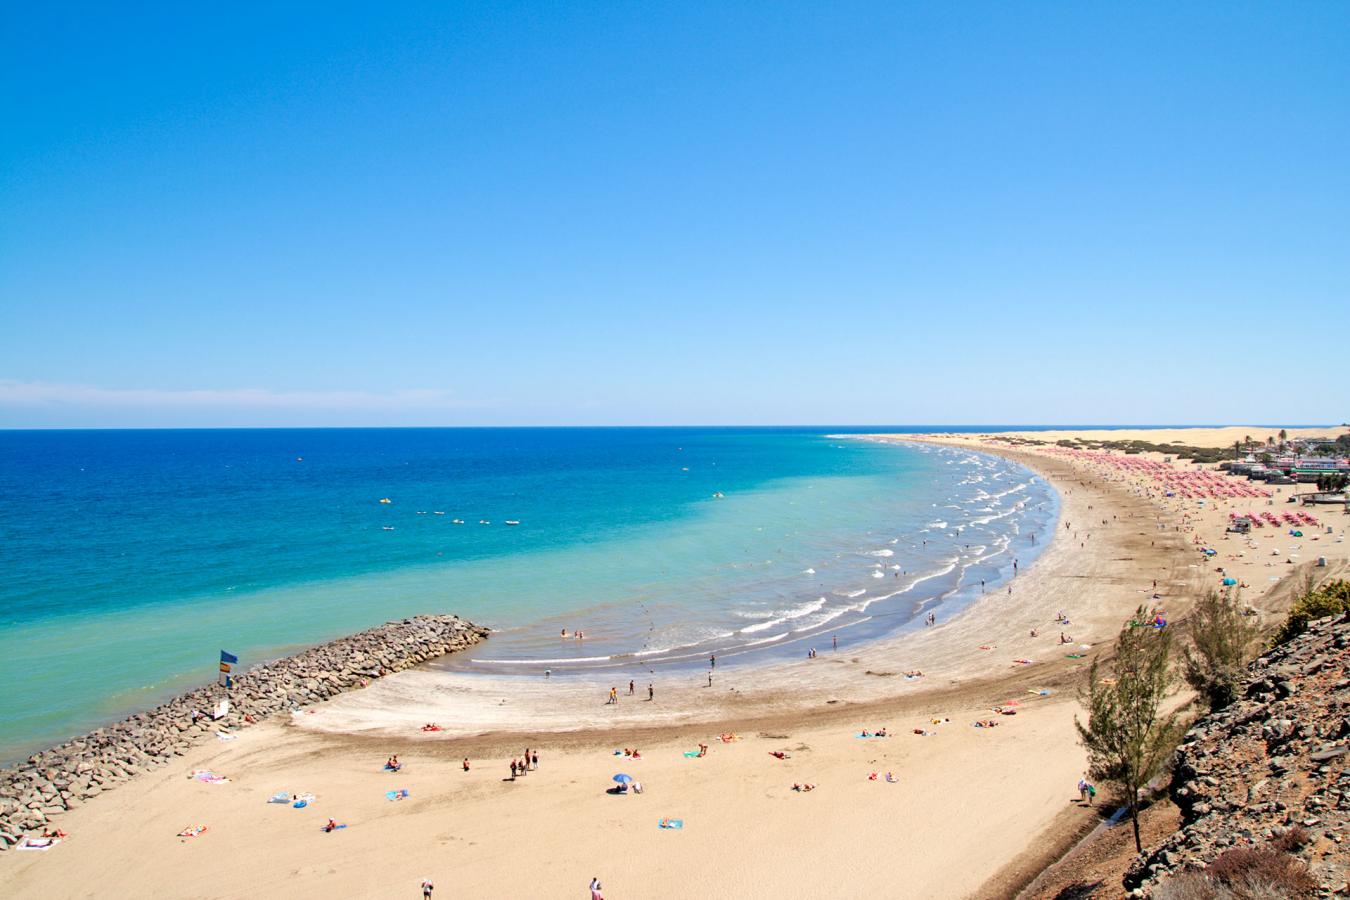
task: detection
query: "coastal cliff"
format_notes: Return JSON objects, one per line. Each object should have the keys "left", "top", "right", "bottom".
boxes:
{"left": 0, "top": 615, "right": 487, "bottom": 848}
{"left": 1127, "top": 612, "right": 1350, "bottom": 897}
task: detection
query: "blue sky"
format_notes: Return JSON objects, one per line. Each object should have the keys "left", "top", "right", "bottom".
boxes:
{"left": 2, "top": 2, "right": 1347, "bottom": 427}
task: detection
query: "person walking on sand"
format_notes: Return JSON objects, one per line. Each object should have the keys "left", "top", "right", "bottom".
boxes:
{"left": 532, "top": 750, "right": 539, "bottom": 769}
{"left": 462, "top": 758, "right": 470, "bottom": 772}
{"left": 590, "top": 877, "right": 604, "bottom": 900}
{"left": 628, "top": 680, "right": 634, "bottom": 696}
{"left": 608, "top": 687, "right": 618, "bottom": 705}
{"left": 422, "top": 878, "right": 434, "bottom": 899}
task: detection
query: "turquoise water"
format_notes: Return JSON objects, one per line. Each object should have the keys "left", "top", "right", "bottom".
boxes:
{"left": 0, "top": 427, "right": 1057, "bottom": 762}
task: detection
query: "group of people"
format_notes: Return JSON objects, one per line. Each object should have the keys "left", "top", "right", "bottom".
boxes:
{"left": 509, "top": 749, "right": 539, "bottom": 779}
{"left": 608, "top": 683, "right": 654, "bottom": 702}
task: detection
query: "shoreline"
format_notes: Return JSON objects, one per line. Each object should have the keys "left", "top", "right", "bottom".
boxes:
{"left": 0, "top": 616, "right": 488, "bottom": 846}
{"left": 4, "top": 427, "right": 1344, "bottom": 898}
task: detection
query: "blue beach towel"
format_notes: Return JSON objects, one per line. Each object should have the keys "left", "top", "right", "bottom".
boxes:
{"left": 658, "top": 819, "right": 684, "bottom": 830}
{"left": 386, "top": 789, "right": 409, "bottom": 801}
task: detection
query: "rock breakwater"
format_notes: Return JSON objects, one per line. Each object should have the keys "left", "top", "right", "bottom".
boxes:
{"left": 0, "top": 614, "right": 487, "bottom": 849}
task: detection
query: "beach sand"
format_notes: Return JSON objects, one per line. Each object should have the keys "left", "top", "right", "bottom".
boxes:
{"left": 4, "top": 427, "right": 1346, "bottom": 899}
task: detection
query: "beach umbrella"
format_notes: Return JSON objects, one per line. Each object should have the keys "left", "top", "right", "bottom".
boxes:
{"left": 613, "top": 774, "right": 633, "bottom": 784}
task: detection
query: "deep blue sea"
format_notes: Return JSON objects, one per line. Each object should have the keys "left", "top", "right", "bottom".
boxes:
{"left": 0, "top": 427, "right": 1061, "bottom": 763}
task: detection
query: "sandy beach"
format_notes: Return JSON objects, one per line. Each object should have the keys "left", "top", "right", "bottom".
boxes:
{"left": 4, "top": 427, "right": 1346, "bottom": 899}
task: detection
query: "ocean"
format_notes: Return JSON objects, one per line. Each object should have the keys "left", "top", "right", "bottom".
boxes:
{"left": 0, "top": 427, "right": 1058, "bottom": 762}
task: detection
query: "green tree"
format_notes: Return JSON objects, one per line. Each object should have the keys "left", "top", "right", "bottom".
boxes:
{"left": 1183, "top": 588, "right": 1260, "bottom": 711}
{"left": 1076, "top": 607, "right": 1183, "bottom": 852}
{"left": 1278, "top": 428, "right": 1288, "bottom": 449}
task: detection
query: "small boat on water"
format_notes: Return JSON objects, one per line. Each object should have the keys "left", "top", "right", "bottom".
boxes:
{"left": 433, "top": 511, "right": 446, "bottom": 516}
{"left": 479, "top": 520, "right": 491, "bottom": 525}
{"left": 712, "top": 491, "right": 725, "bottom": 499}
{"left": 451, "top": 518, "right": 465, "bottom": 524}
{"left": 416, "top": 511, "right": 428, "bottom": 515}
{"left": 382, "top": 526, "right": 395, "bottom": 531}
{"left": 379, "top": 498, "right": 392, "bottom": 504}
{"left": 504, "top": 520, "right": 520, "bottom": 526}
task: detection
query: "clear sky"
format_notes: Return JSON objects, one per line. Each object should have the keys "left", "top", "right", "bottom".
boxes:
{"left": 2, "top": 2, "right": 1347, "bottom": 427}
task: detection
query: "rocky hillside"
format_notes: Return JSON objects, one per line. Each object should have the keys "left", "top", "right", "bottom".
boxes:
{"left": 1126, "top": 611, "right": 1350, "bottom": 897}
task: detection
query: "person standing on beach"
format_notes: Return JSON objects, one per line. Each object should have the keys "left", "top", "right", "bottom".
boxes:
{"left": 462, "top": 758, "right": 470, "bottom": 772}
{"left": 421, "top": 879, "right": 434, "bottom": 899}
{"left": 608, "top": 687, "right": 618, "bottom": 704}
{"left": 832, "top": 635, "right": 837, "bottom": 651}
{"left": 707, "top": 671, "right": 713, "bottom": 687}
{"left": 709, "top": 653, "right": 716, "bottom": 670}
{"left": 628, "top": 680, "right": 634, "bottom": 695}
{"left": 590, "top": 877, "right": 604, "bottom": 900}
{"left": 648, "top": 683, "right": 654, "bottom": 701}
{"left": 532, "top": 750, "right": 539, "bottom": 769}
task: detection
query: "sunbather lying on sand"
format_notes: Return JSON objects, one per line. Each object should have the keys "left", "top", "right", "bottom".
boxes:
{"left": 769, "top": 751, "right": 791, "bottom": 759}
{"left": 421, "top": 723, "right": 442, "bottom": 732}
{"left": 385, "top": 756, "right": 401, "bottom": 771}
{"left": 885, "top": 773, "right": 898, "bottom": 783}
{"left": 974, "top": 720, "right": 1000, "bottom": 728}
{"left": 791, "top": 783, "right": 816, "bottom": 792}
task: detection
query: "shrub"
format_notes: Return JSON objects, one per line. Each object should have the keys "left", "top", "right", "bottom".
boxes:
{"left": 1183, "top": 588, "right": 1260, "bottom": 711}
{"left": 1271, "top": 579, "right": 1350, "bottom": 645}
{"left": 1205, "top": 846, "right": 1318, "bottom": 898}
{"left": 1153, "top": 846, "right": 1317, "bottom": 899}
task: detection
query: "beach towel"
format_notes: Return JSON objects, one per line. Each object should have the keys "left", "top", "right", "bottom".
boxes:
{"left": 384, "top": 764, "right": 402, "bottom": 772}
{"left": 682, "top": 751, "right": 701, "bottom": 758}
{"left": 293, "top": 793, "right": 315, "bottom": 808}
{"left": 386, "top": 789, "right": 410, "bottom": 801}
{"left": 177, "top": 826, "right": 208, "bottom": 838}
{"left": 267, "top": 792, "right": 290, "bottom": 804}
{"left": 190, "top": 770, "right": 229, "bottom": 784}
{"left": 17, "top": 837, "right": 60, "bottom": 851}
{"left": 1065, "top": 653, "right": 1084, "bottom": 659}
{"left": 215, "top": 731, "right": 236, "bottom": 742}
{"left": 322, "top": 824, "right": 348, "bottom": 832}
{"left": 658, "top": 818, "right": 684, "bottom": 830}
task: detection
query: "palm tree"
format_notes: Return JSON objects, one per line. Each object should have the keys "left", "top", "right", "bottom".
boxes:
{"left": 1233, "top": 440, "right": 1241, "bottom": 461}
{"left": 1279, "top": 429, "right": 1288, "bottom": 451}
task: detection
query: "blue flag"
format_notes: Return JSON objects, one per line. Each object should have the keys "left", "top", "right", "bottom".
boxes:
{"left": 220, "top": 650, "right": 238, "bottom": 665}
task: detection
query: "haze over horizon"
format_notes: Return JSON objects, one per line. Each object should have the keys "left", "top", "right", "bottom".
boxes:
{"left": 3, "top": 3, "right": 1347, "bottom": 428}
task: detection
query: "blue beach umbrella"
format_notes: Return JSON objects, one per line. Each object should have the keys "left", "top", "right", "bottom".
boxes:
{"left": 613, "top": 774, "right": 633, "bottom": 784}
